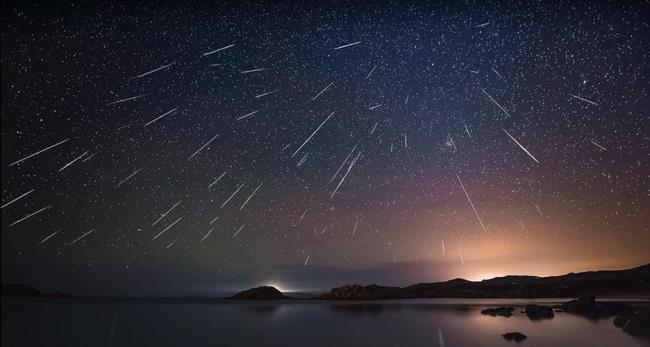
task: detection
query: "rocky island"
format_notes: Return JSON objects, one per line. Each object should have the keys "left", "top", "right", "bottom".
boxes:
{"left": 226, "top": 286, "right": 290, "bottom": 300}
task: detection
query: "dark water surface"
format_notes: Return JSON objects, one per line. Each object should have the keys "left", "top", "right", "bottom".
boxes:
{"left": 2, "top": 298, "right": 649, "bottom": 347}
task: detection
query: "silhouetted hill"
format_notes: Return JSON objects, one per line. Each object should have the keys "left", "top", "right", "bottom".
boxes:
{"left": 319, "top": 264, "right": 650, "bottom": 300}
{"left": 226, "top": 286, "right": 290, "bottom": 300}
{"left": 5, "top": 264, "right": 649, "bottom": 301}
{"left": 1, "top": 284, "right": 75, "bottom": 298}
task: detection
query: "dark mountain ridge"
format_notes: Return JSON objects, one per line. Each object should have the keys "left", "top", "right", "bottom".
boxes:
{"left": 4, "top": 264, "right": 649, "bottom": 301}
{"left": 320, "top": 264, "right": 650, "bottom": 300}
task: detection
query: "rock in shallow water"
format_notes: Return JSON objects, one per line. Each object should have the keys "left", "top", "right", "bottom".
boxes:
{"left": 525, "top": 304, "right": 555, "bottom": 320}
{"left": 613, "top": 316, "right": 629, "bottom": 328}
{"left": 622, "top": 313, "right": 650, "bottom": 337}
{"left": 557, "top": 295, "right": 633, "bottom": 319}
{"left": 502, "top": 332, "right": 527, "bottom": 342}
{"left": 481, "top": 306, "right": 514, "bottom": 317}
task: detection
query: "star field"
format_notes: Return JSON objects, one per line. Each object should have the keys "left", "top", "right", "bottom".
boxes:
{"left": 1, "top": 0, "right": 648, "bottom": 295}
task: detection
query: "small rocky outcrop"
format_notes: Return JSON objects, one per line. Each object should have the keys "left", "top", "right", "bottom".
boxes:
{"left": 1, "top": 284, "right": 75, "bottom": 298}
{"left": 622, "top": 313, "right": 650, "bottom": 337}
{"left": 613, "top": 316, "right": 629, "bottom": 328}
{"left": 2, "top": 284, "right": 43, "bottom": 297}
{"left": 319, "top": 284, "right": 403, "bottom": 300}
{"left": 525, "top": 304, "right": 555, "bottom": 320}
{"left": 502, "top": 332, "right": 527, "bottom": 342}
{"left": 556, "top": 295, "right": 633, "bottom": 319}
{"left": 227, "top": 286, "right": 289, "bottom": 300}
{"left": 481, "top": 306, "right": 514, "bottom": 317}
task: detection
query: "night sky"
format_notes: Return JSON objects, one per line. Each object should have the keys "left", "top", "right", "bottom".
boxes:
{"left": 1, "top": 1, "right": 648, "bottom": 296}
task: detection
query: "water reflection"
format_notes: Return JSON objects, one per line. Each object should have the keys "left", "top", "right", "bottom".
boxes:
{"left": 329, "top": 303, "right": 402, "bottom": 316}
{"left": 242, "top": 304, "right": 281, "bottom": 316}
{"left": 2, "top": 299, "right": 648, "bottom": 347}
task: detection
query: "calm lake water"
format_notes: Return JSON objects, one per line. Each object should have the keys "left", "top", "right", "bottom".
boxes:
{"left": 2, "top": 298, "right": 649, "bottom": 347}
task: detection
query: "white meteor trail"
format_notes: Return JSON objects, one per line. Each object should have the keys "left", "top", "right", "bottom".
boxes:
{"left": 221, "top": 183, "right": 245, "bottom": 208}
{"left": 153, "top": 217, "right": 182, "bottom": 240}
{"left": 9, "top": 138, "right": 70, "bottom": 167}
{"left": 241, "top": 68, "right": 266, "bottom": 74}
{"left": 590, "top": 140, "right": 607, "bottom": 151}
{"left": 236, "top": 109, "right": 260, "bottom": 121}
{"left": 442, "top": 240, "right": 446, "bottom": 256}
{"left": 333, "top": 41, "right": 361, "bottom": 50}
{"left": 331, "top": 151, "right": 362, "bottom": 199}
{"left": 106, "top": 94, "right": 146, "bottom": 106}
{"left": 329, "top": 145, "right": 357, "bottom": 183}
{"left": 292, "top": 111, "right": 334, "bottom": 157}
{"left": 569, "top": 93, "right": 599, "bottom": 105}
{"left": 369, "top": 104, "right": 382, "bottom": 110}
{"left": 209, "top": 215, "right": 219, "bottom": 225}
{"left": 311, "top": 82, "right": 334, "bottom": 101}
{"left": 58, "top": 151, "right": 89, "bottom": 172}
{"left": 475, "top": 22, "right": 490, "bottom": 28}
{"left": 115, "top": 168, "right": 142, "bottom": 188}
{"left": 69, "top": 227, "right": 97, "bottom": 245}
{"left": 39, "top": 229, "right": 61, "bottom": 245}
{"left": 352, "top": 219, "right": 359, "bottom": 236}
{"left": 201, "top": 228, "right": 214, "bottom": 242}
{"left": 298, "top": 209, "right": 308, "bottom": 223}
{"left": 297, "top": 153, "right": 308, "bottom": 167}
{"left": 456, "top": 174, "right": 488, "bottom": 233}
{"left": 492, "top": 68, "right": 503, "bottom": 79}
{"left": 188, "top": 134, "right": 219, "bottom": 160}
{"left": 254, "top": 90, "right": 277, "bottom": 98}
{"left": 458, "top": 246, "right": 465, "bottom": 265}
{"left": 1, "top": 189, "right": 34, "bottom": 209}
{"left": 202, "top": 44, "right": 235, "bottom": 56}
{"left": 208, "top": 171, "right": 228, "bottom": 188}
{"left": 480, "top": 88, "right": 512, "bottom": 118}
{"left": 9, "top": 205, "right": 52, "bottom": 227}
{"left": 240, "top": 183, "right": 262, "bottom": 210}
{"left": 166, "top": 239, "right": 179, "bottom": 249}
{"left": 370, "top": 121, "right": 379, "bottom": 134}
{"left": 304, "top": 254, "right": 310, "bottom": 265}
{"left": 145, "top": 107, "right": 179, "bottom": 127}
{"left": 233, "top": 224, "right": 245, "bottom": 238}
{"left": 503, "top": 129, "right": 539, "bottom": 164}
{"left": 519, "top": 220, "right": 529, "bottom": 233}
{"left": 82, "top": 153, "right": 95, "bottom": 162}
{"left": 463, "top": 122, "right": 471, "bottom": 138}
{"left": 136, "top": 62, "right": 175, "bottom": 78}
{"left": 151, "top": 200, "right": 183, "bottom": 227}
{"left": 366, "top": 65, "right": 378, "bottom": 79}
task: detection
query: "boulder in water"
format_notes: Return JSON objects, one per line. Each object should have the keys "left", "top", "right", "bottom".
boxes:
{"left": 502, "top": 332, "right": 527, "bottom": 342}
{"left": 525, "top": 304, "right": 554, "bottom": 320}
{"left": 481, "top": 306, "right": 515, "bottom": 317}
{"left": 622, "top": 313, "right": 650, "bottom": 337}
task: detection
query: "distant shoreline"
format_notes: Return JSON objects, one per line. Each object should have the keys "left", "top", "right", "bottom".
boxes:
{"left": 4, "top": 263, "right": 649, "bottom": 301}
{"left": 3, "top": 296, "right": 650, "bottom": 304}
